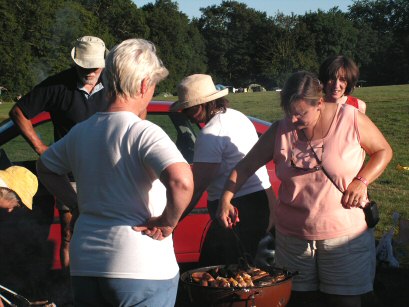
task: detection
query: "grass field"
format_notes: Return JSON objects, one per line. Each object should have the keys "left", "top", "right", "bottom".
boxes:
{"left": 0, "top": 84, "right": 408, "bottom": 238}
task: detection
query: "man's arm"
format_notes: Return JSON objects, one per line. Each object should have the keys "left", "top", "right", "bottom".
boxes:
{"left": 9, "top": 105, "right": 48, "bottom": 155}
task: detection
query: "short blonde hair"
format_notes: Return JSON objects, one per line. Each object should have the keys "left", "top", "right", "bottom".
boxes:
{"left": 103, "top": 38, "right": 169, "bottom": 99}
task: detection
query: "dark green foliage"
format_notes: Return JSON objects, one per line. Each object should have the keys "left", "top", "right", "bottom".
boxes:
{"left": 0, "top": 0, "right": 408, "bottom": 98}
{"left": 142, "top": 0, "right": 207, "bottom": 94}
{"left": 349, "top": 0, "right": 409, "bottom": 85}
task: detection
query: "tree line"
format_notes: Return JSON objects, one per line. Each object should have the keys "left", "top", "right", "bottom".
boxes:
{"left": 0, "top": 0, "right": 408, "bottom": 99}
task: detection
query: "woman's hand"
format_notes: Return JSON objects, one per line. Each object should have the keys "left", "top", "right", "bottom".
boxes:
{"left": 342, "top": 179, "right": 368, "bottom": 209}
{"left": 216, "top": 202, "right": 239, "bottom": 229}
{"left": 133, "top": 216, "right": 175, "bottom": 240}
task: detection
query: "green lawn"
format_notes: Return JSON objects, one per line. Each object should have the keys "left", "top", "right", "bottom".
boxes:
{"left": 2, "top": 85, "right": 408, "bottom": 238}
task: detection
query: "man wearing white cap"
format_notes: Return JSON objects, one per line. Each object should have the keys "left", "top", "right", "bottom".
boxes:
{"left": 9, "top": 35, "right": 109, "bottom": 272}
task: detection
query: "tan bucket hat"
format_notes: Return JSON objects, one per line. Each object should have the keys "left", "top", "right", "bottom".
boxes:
{"left": 71, "top": 36, "right": 109, "bottom": 69}
{"left": 0, "top": 166, "right": 38, "bottom": 210}
{"left": 170, "top": 74, "right": 229, "bottom": 111}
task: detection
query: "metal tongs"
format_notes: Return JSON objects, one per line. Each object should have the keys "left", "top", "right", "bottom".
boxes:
{"left": 0, "top": 284, "right": 26, "bottom": 307}
{"left": 0, "top": 284, "right": 51, "bottom": 307}
{"left": 230, "top": 207, "right": 252, "bottom": 270}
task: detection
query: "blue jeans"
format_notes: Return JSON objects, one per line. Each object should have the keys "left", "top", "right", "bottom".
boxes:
{"left": 71, "top": 273, "right": 179, "bottom": 307}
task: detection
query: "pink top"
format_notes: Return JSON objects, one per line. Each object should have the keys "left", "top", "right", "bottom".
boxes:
{"left": 273, "top": 104, "right": 367, "bottom": 240}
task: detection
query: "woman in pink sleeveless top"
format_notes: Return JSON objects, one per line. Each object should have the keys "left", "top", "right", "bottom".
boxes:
{"left": 218, "top": 71, "right": 392, "bottom": 306}
{"left": 320, "top": 55, "right": 367, "bottom": 113}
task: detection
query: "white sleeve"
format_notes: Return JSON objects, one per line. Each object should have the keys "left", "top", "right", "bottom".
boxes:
{"left": 193, "top": 130, "right": 224, "bottom": 163}
{"left": 40, "top": 133, "right": 73, "bottom": 175}
{"left": 136, "top": 122, "right": 187, "bottom": 177}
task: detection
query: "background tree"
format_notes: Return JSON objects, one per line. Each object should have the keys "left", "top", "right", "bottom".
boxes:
{"left": 265, "top": 13, "right": 317, "bottom": 87}
{"left": 0, "top": 0, "right": 408, "bottom": 98}
{"left": 78, "top": 0, "right": 148, "bottom": 43}
{"left": 143, "top": 0, "right": 206, "bottom": 94}
{"left": 197, "top": 1, "right": 279, "bottom": 87}
{"left": 300, "top": 8, "right": 359, "bottom": 63}
{"left": 0, "top": 0, "right": 34, "bottom": 97}
{"left": 349, "top": 0, "right": 409, "bottom": 85}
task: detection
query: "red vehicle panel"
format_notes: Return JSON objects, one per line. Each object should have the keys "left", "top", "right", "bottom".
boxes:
{"left": 0, "top": 101, "right": 280, "bottom": 270}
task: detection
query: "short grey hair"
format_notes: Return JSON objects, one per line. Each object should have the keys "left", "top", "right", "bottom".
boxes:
{"left": 103, "top": 38, "right": 169, "bottom": 99}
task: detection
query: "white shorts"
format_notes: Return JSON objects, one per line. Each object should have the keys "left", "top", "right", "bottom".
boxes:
{"left": 275, "top": 229, "right": 376, "bottom": 295}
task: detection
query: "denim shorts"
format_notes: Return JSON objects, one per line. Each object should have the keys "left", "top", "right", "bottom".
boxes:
{"left": 71, "top": 273, "right": 179, "bottom": 307}
{"left": 275, "top": 229, "right": 376, "bottom": 295}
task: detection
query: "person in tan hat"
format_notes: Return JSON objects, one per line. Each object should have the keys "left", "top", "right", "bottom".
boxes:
{"left": 9, "top": 35, "right": 109, "bottom": 272}
{"left": 0, "top": 166, "right": 38, "bottom": 212}
{"left": 172, "top": 74, "right": 276, "bottom": 266}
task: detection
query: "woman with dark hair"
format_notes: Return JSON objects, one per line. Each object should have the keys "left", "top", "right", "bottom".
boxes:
{"left": 319, "top": 55, "right": 367, "bottom": 113}
{"left": 171, "top": 74, "right": 275, "bottom": 266}
{"left": 218, "top": 71, "right": 392, "bottom": 306}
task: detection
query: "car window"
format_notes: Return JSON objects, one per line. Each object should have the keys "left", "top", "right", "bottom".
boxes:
{"left": 1, "top": 112, "right": 200, "bottom": 165}
{"left": 148, "top": 113, "right": 199, "bottom": 164}
{"left": 1, "top": 121, "right": 53, "bottom": 163}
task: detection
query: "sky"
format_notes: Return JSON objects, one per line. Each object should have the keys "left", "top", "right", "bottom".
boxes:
{"left": 134, "top": 0, "right": 355, "bottom": 18}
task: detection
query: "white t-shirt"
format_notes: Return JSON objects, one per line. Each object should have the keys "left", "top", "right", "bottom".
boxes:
{"left": 41, "top": 111, "right": 187, "bottom": 279}
{"left": 193, "top": 108, "right": 270, "bottom": 201}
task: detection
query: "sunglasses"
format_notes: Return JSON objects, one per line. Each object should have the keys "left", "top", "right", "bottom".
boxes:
{"left": 290, "top": 143, "right": 324, "bottom": 172}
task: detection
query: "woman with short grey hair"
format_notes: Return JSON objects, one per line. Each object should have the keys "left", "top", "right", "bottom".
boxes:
{"left": 103, "top": 39, "right": 168, "bottom": 100}
{"left": 37, "top": 38, "right": 194, "bottom": 306}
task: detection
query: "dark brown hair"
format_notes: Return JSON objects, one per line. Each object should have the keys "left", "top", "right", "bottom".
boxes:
{"left": 319, "top": 55, "right": 359, "bottom": 95}
{"left": 280, "top": 71, "right": 323, "bottom": 115}
{"left": 204, "top": 97, "right": 229, "bottom": 122}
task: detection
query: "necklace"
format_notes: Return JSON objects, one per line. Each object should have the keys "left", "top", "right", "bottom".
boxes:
{"left": 303, "top": 110, "right": 323, "bottom": 143}
{"left": 291, "top": 111, "right": 325, "bottom": 171}
{"left": 302, "top": 110, "right": 325, "bottom": 164}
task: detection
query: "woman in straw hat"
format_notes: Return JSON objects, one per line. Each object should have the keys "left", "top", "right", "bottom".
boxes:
{"left": 171, "top": 74, "right": 275, "bottom": 266}
{"left": 0, "top": 166, "right": 38, "bottom": 212}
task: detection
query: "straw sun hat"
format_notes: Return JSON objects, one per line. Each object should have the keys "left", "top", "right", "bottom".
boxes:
{"left": 170, "top": 74, "right": 229, "bottom": 112}
{"left": 71, "top": 36, "right": 109, "bottom": 69}
{"left": 0, "top": 166, "right": 38, "bottom": 210}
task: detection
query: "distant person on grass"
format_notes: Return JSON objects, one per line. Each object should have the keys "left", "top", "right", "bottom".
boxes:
{"left": 319, "top": 55, "right": 367, "bottom": 113}
{"left": 37, "top": 38, "right": 193, "bottom": 306}
{"left": 9, "top": 36, "right": 109, "bottom": 273}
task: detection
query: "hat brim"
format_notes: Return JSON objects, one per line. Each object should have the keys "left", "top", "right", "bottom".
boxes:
{"left": 71, "top": 47, "right": 109, "bottom": 69}
{"left": 170, "top": 88, "right": 229, "bottom": 112}
{"left": 0, "top": 166, "right": 38, "bottom": 210}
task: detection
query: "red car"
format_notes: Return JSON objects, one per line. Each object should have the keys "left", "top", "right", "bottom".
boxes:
{"left": 0, "top": 101, "right": 279, "bottom": 272}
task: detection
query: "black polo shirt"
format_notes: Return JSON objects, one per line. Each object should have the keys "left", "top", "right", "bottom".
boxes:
{"left": 17, "top": 67, "right": 109, "bottom": 141}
